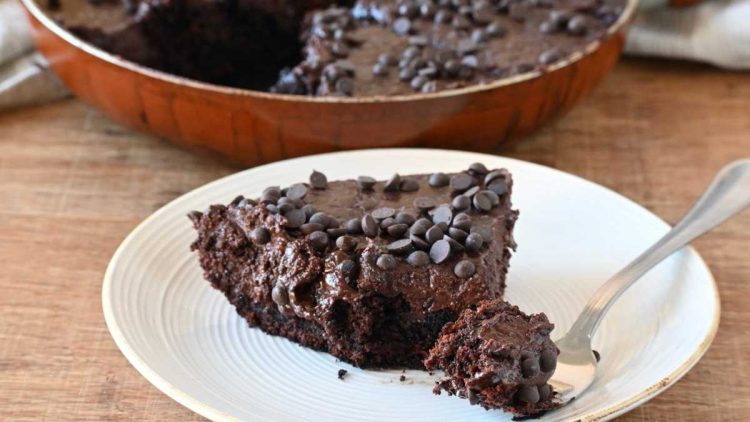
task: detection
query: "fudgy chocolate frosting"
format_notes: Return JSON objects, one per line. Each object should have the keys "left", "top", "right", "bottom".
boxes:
{"left": 199, "top": 168, "right": 517, "bottom": 323}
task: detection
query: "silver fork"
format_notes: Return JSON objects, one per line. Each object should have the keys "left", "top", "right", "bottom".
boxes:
{"left": 550, "top": 159, "right": 750, "bottom": 404}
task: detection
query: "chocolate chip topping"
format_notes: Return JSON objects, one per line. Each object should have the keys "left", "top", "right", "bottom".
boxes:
{"left": 429, "top": 173, "right": 450, "bottom": 187}
{"left": 286, "top": 183, "right": 308, "bottom": 200}
{"left": 309, "top": 231, "right": 329, "bottom": 251}
{"left": 284, "top": 208, "right": 307, "bottom": 229}
{"left": 384, "top": 174, "right": 402, "bottom": 192}
{"left": 249, "top": 227, "right": 271, "bottom": 245}
{"left": 450, "top": 174, "right": 475, "bottom": 192}
{"left": 362, "top": 214, "right": 380, "bottom": 237}
{"left": 336, "top": 235, "right": 358, "bottom": 252}
{"left": 377, "top": 254, "right": 398, "bottom": 270}
{"left": 357, "top": 176, "right": 377, "bottom": 190}
{"left": 387, "top": 238, "right": 414, "bottom": 255}
{"left": 430, "top": 239, "right": 451, "bottom": 264}
{"left": 310, "top": 170, "right": 328, "bottom": 189}
{"left": 407, "top": 250, "right": 430, "bottom": 266}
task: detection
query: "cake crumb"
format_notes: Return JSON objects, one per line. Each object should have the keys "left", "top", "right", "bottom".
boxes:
{"left": 337, "top": 369, "right": 348, "bottom": 380}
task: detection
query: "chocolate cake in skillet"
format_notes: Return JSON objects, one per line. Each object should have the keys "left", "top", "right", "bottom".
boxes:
{"left": 59, "top": 0, "right": 627, "bottom": 95}
{"left": 189, "top": 163, "right": 519, "bottom": 368}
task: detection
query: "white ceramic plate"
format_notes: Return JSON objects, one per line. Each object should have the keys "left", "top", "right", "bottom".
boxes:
{"left": 103, "top": 149, "right": 719, "bottom": 422}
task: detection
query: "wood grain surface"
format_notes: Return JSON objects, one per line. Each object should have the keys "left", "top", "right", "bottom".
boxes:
{"left": 1, "top": 58, "right": 748, "bottom": 421}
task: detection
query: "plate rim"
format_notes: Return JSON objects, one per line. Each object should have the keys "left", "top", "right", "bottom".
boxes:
{"left": 102, "top": 148, "right": 721, "bottom": 422}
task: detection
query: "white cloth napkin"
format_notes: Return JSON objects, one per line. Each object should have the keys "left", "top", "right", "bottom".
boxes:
{"left": 1, "top": 0, "right": 748, "bottom": 111}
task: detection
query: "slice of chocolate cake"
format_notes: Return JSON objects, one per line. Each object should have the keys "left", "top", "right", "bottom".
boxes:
{"left": 424, "top": 299, "right": 559, "bottom": 416}
{"left": 189, "top": 163, "right": 518, "bottom": 368}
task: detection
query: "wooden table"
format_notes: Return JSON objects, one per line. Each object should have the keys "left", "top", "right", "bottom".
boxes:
{"left": 1, "top": 58, "right": 748, "bottom": 421}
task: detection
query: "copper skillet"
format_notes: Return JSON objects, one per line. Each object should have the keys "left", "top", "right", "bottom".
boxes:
{"left": 21, "top": 0, "right": 637, "bottom": 166}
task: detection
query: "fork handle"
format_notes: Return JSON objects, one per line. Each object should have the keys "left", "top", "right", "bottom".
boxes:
{"left": 568, "top": 159, "right": 750, "bottom": 340}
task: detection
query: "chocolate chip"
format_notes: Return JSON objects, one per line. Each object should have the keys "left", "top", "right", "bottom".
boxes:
{"left": 357, "top": 175, "right": 377, "bottom": 190}
{"left": 472, "top": 3, "right": 495, "bottom": 24}
{"left": 488, "top": 180, "right": 508, "bottom": 196}
{"left": 378, "top": 52, "right": 398, "bottom": 66}
{"left": 265, "top": 204, "right": 279, "bottom": 214}
{"left": 387, "top": 223, "right": 409, "bottom": 237}
{"left": 187, "top": 210, "right": 203, "bottom": 224}
{"left": 429, "top": 239, "right": 451, "bottom": 264}
{"left": 468, "top": 162, "right": 488, "bottom": 175}
{"left": 444, "top": 59, "right": 461, "bottom": 77}
{"left": 300, "top": 223, "right": 325, "bottom": 234}
{"left": 470, "top": 225, "right": 493, "bottom": 244}
{"left": 396, "top": 212, "right": 416, "bottom": 226}
{"left": 309, "top": 212, "right": 330, "bottom": 227}
{"left": 516, "top": 385, "right": 540, "bottom": 404}
{"left": 327, "top": 228, "right": 347, "bottom": 238}
{"left": 372, "top": 207, "right": 396, "bottom": 220}
{"left": 454, "top": 259, "right": 476, "bottom": 278}
{"left": 387, "top": 238, "right": 413, "bottom": 255}
{"left": 540, "top": 349, "right": 557, "bottom": 372}
{"left": 400, "top": 178, "right": 420, "bottom": 192}
{"left": 486, "top": 20, "right": 507, "bottom": 37}
{"left": 450, "top": 173, "right": 475, "bottom": 192}
{"left": 432, "top": 206, "right": 453, "bottom": 225}
{"left": 482, "top": 190, "right": 500, "bottom": 206}
{"left": 464, "top": 232, "right": 484, "bottom": 252}
{"left": 549, "top": 9, "right": 571, "bottom": 26}
{"left": 380, "top": 217, "right": 396, "bottom": 229}
{"left": 484, "top": 170, "right": 505, "bottom": 185}
{"left": 522, "top": 358, "right": 540, "bottom": 377}
{"left": 249, "top": 227, "right": 271, "bottom": 245}
{"left": 425, "top": 225, "right": 444, "bottom": 244}
{"left": 414, "top": 197, "right": 437, "bottom": 211}
{"left": 377, "top": 254, "right": 398, "bottom": 270}
{"left": 539, "top": 20, "right": 557, "bottom": 34}
{"left": 299, "top": 204, "right": 315, "bottom": 218}
{"left": 410, "top": 234, "right": 430, "bottom": 251}
{"left": 452, "top": 195, "right": 471, "bottom": 211}
{"left": 457, "top": 39, "right": 478, "bottom": 55}
{"left": 428, "top": 172, "right": 450, "bottom": 187}
{"left": 284, "top": 208, "right": 307, "bottom": 229}
{"left": 277, "top": 202, "right": 295, "bottom": 214}
{"left": 461, "top": 55, "right": 479, "bottom": 68}
{"left": 444, "top": 235, "right": 465, "bottom": 252}
{"left": 309, "top": 170, "right": 328, "bottom": 189}
{"left": 271, "top": 283, "right": 289, "bottom": 307}
{"left": 448, "top": 227, "right": 468, "bottom": 243}
{"left": 372, "top": 62, "right": 389, "bottom": 77}
{"left": 434, "top": 9, "right": 452, "bottom": 24}
{"left": 393, "top": 17, "right": 412, "bottom": 36}
{"left": 362, "top": 214, "right": 380, "bottom": 237}
{"left": 339, "top": 259, "right": 358, "bottom": 279}
{"left": 452, "top": 213, "right": 472, "bottom": 230}
{"left": 420, "top": 2, "right": 436, "bottom": 18}
{"left": 402, "top": 46, "right": 421, "bottom": 61}
{"left": 463, "top": 185, "right": 480, "bottom": 198}
{"left": 346, "top": 218, "right": 363, "bottom": 234}
{"left": 593, "top": 349, "right": 601, "bottom": 362}
{"left": 407, "top": 250, "right": 430, "bottom": 266}
{"left": 384, "top": 174, "right": 401, "bottom": 192}
{"left": 471, "top": 28, "right": 489, "bottom": 44}
{"left": 538, "top": 384, "right": 552, "bottom": 401}
{"left": 435, "top": 221, "right": 449, "bottom": 232}
{"left": 399, "top": 67, "right": 417, "bottom": 81}
{"left": 410, "top": 75, "right": 428, "bottom": 91}
{"left": 309, "top": 231, "right": 329, "bottom": 251}
{"left": 335, "top": 77, "right": 355, "bottom": 96}
{"left": 473, "top": 191, "right": 493, "bottom": 212}
{"left": 260, "top": 192, "right": 279, "bottom": 204}
{"left": 539, "top": 49, "right": 561, "bottom": 65}
{"left": 336, "top": 235, "right": 358, "bottom": 252}
{"left": 410, "top": 218, "right": 434, "bottom": 235}
{"left": 399, "top": 1, "right": 419, "bottom": 18}
{"left": 567, "top": 15, "right": 589, "bottom": 36}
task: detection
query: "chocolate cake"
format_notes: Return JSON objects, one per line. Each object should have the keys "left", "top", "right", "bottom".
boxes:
{"left": 424, "top": 299, "right": 559, "bottom": 416}
{"left": 189, "top": 163, "right": 518, "bottom": 368}
{"left": 56, "top": 0, "right": 627, "bottom": 95}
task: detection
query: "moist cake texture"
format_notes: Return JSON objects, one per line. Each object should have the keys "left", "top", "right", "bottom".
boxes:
{"left": 424, "top": 298, "right": 559, "bottom": 416}
{"left": 189, "top": 164, "right": 518, "bottom": 368}
{"left": 56, "top": 0, "right": 627, "bottom": 95}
